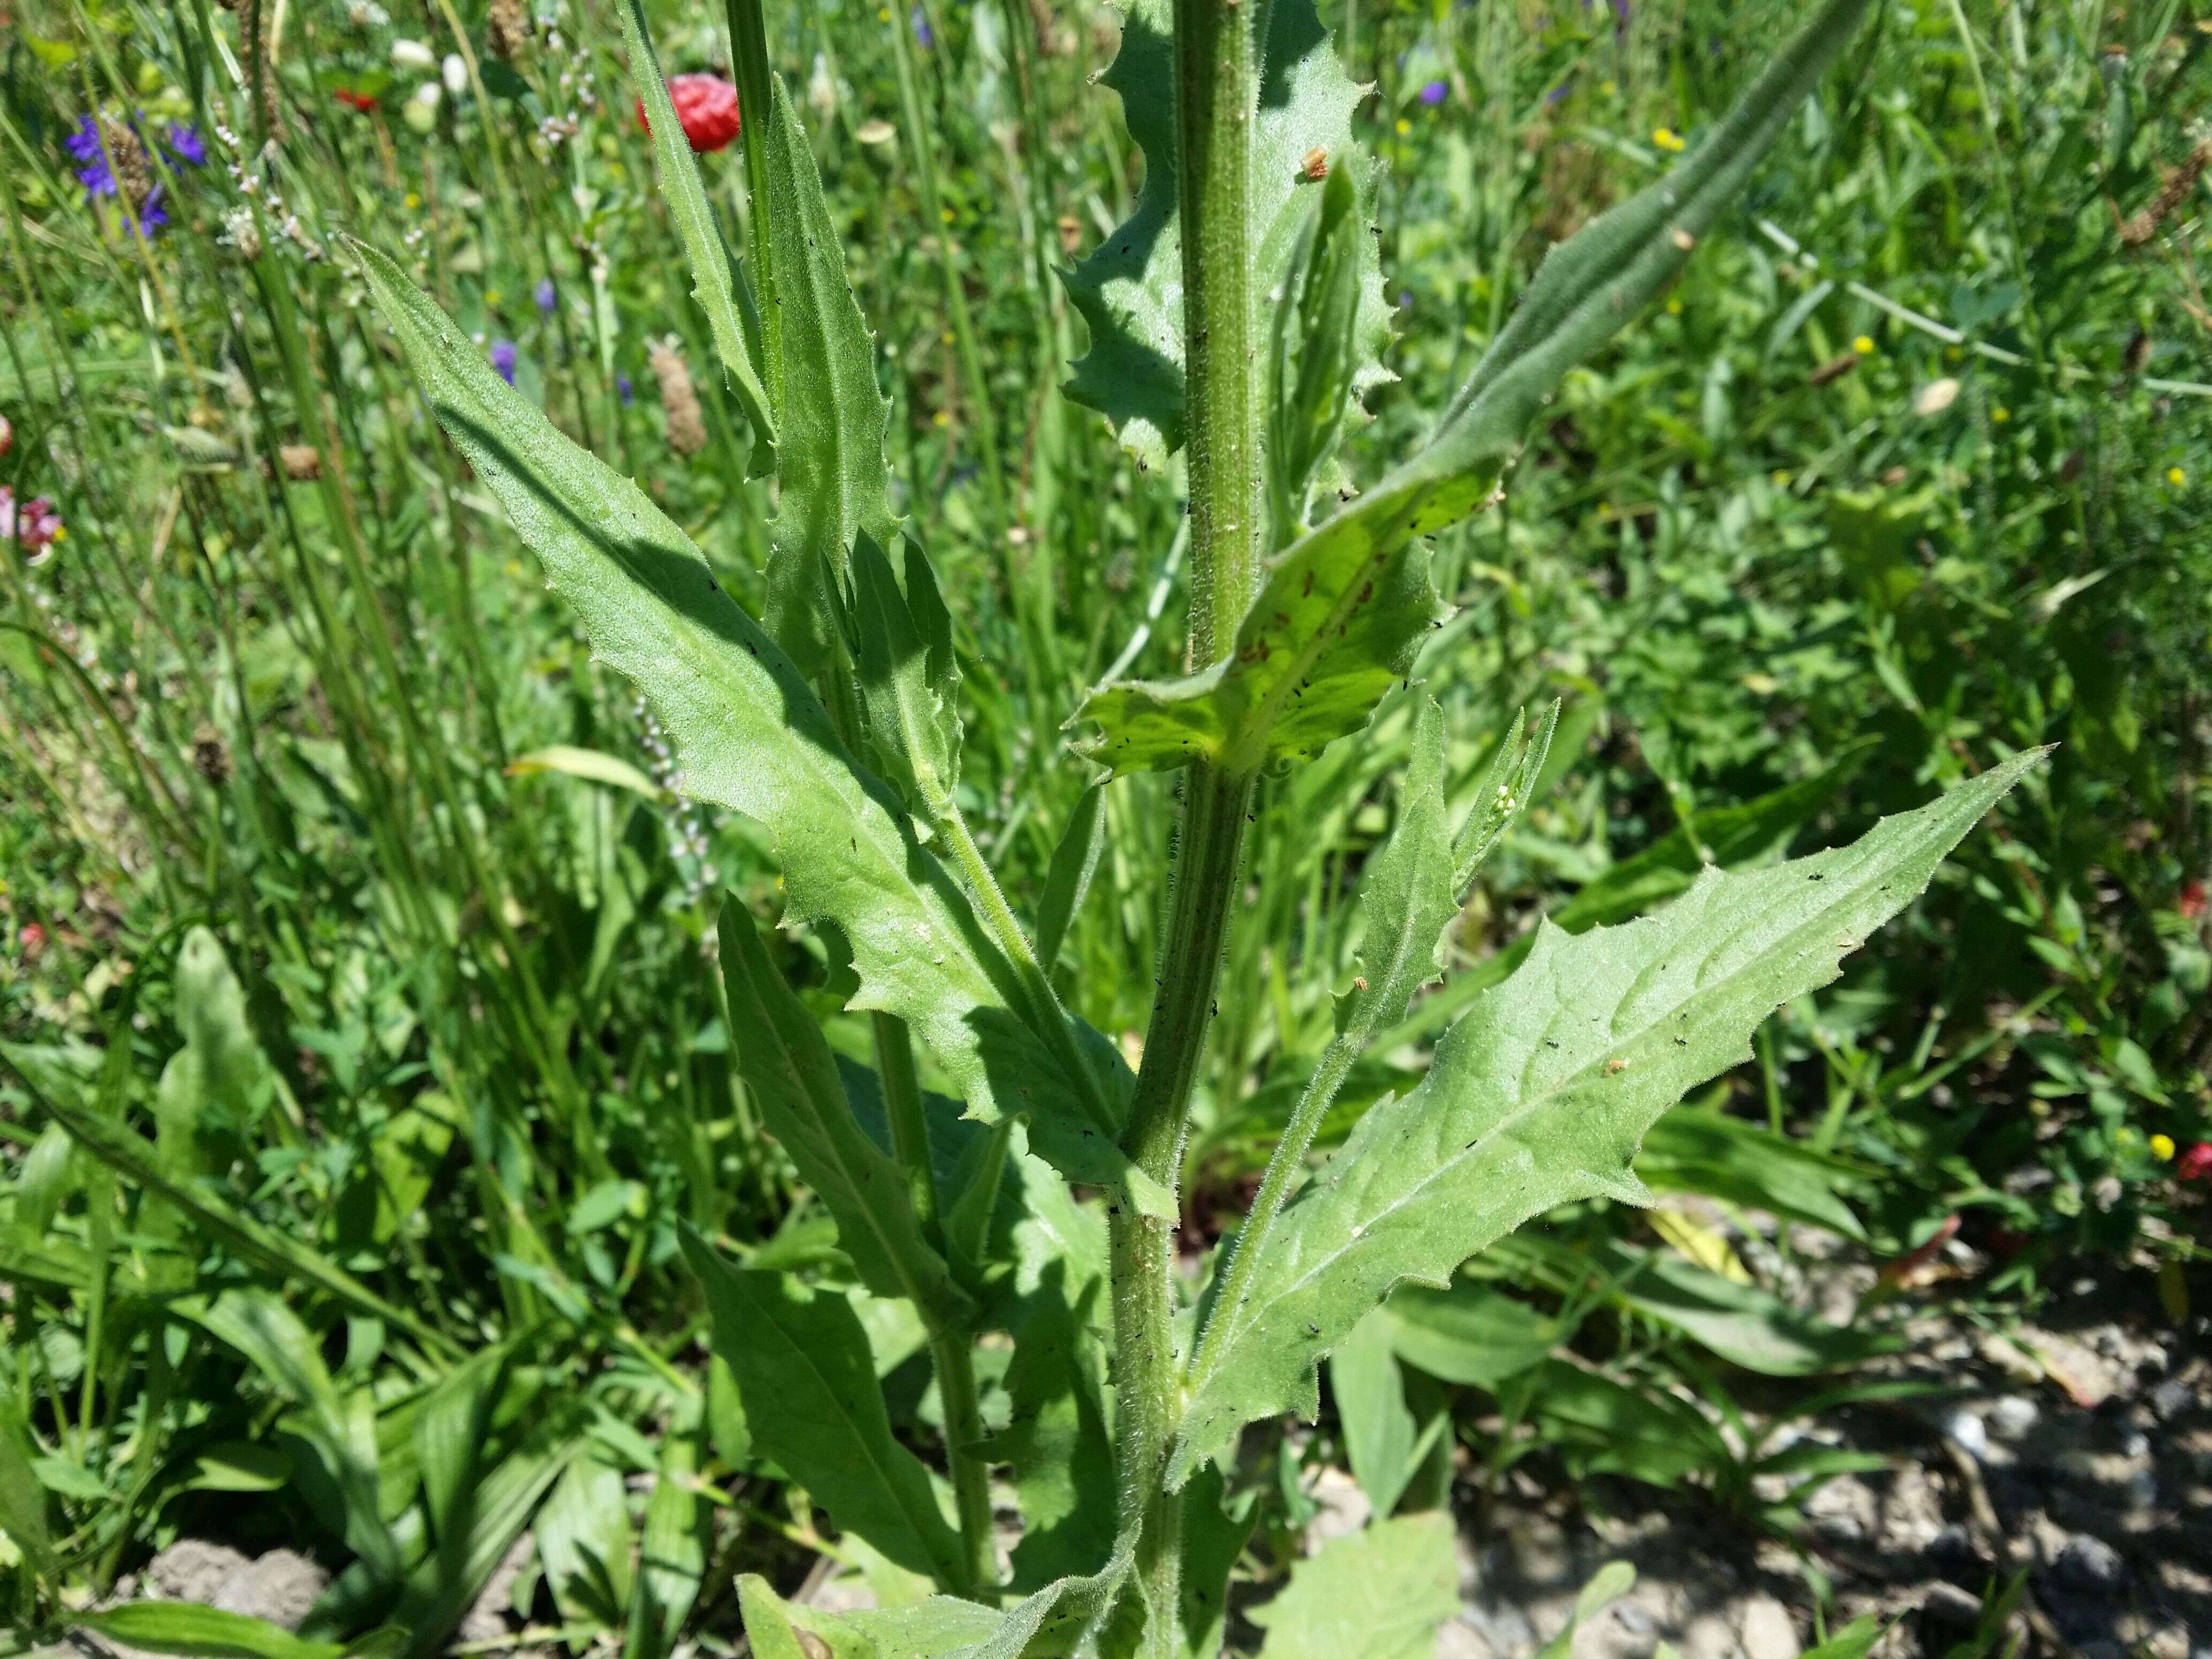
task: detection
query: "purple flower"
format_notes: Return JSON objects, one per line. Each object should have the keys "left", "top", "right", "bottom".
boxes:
{"left": 66, "top": 115, "right": 116, "bottom": 196}
{"left": 1611, "top": 0, "right": 1630, "bottom": 40}
{"left": 167, "top": 124, "right": 207, "bottom": 166}
{"left": 535, "top": 278, "right": 557, "bottom": 314}
{"left": 617, "top": 372, "right": 634, "bottom": 405}
{"left": 1545, "top": 76, "right": 1573, "bottom": 106}
{"left": 1419, "top": 79, "right": 1448, "bottom": 107}
{"left": 910, "top": 4, "right": 932, "bottom": 47}
{"left": 134, "top": 186, "right": 169, "bottom": 237}
{"left": 490, "top": 339, "right": 518, "bottom": 383}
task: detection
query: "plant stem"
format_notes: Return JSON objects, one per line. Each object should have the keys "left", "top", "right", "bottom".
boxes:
{"left": 871, "top": 1014, "right": 995, "bottom": 1597}
{"left": 1102, "top": 0, "right": 1267, "bottom": 1643}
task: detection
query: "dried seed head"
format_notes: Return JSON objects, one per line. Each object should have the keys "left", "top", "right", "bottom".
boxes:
{"left": 1057, "top": 213, "right": 1082, "bottom": 257}
{"left": 486, "top": 0, "right": 527, "bottom": 59}
{"left": 649, "top": 338, "right": 707, "bottom": 457}
{"left": 279, "top": 443, "right": 322, "bottom": 480}
{"left": 2119, "top": 138, "right": 2211, "bottom": 247}
{"left": 103, "top": 118, "right": 153, "bottom": 215}
{"left": 1303, "top": 146, "right": 1328, "bottom": 181}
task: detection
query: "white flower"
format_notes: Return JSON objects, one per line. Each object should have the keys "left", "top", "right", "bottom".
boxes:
{"left": 443, "top": 54, "right": 468, "bottom": 95}
{"left": 390, "top": 38, "right": 436, "bottom": 70}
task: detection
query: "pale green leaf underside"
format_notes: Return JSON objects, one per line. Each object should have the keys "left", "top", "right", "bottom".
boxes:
{"left": 1078, "top": 0, "right": 1875, "bottom": 775}
{"left": 1247, "top": 1514, "right": 1458, "bottom": 1659}
{"left": 1062, "top": 0, "right": 1389, "bottom": 469}
{"left": 348, "top": 240, "right": 1139, "bottom": 1195}
{"left": 1171, "top": 749, "right": 2041, "bottom": 1483}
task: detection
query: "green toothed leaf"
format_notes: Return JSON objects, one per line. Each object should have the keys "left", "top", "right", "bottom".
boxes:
{"left": 1062, "top": 0, "right": 1389, "bottom": 470}
{"left": 1076, "top": 0, "right": 1876, "bottom": 775}
{"left": 616, "top": 0, "right": 775, "bottom": 462}
{"left": 346, "top": 236, "right": 1144, "bottom": 1201}
{"left": 1172, "top": 750, "right": 2042, "bottom": 1483}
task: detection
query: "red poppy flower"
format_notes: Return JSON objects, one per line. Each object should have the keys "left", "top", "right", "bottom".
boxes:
{"left": 635, "top": 73, "right": 741, "bottom": 152}
{"left": 2180, "top": 878, "right": 2207, "bottom": 921}
{"left": 334, "top": 89, "right": 381, "bottom": 112}
{"left": 2177, "top": 1142, "right": 2212, "bottom": 1182}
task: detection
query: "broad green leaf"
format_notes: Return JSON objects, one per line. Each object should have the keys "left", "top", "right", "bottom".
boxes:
{"left": 1380, "top": 1283, "right": 1559, "bottom": 1391}
{"left": 831, "top": 534, "right": 965, "bottom": 825}
{"left": 1514, "top": 1363, "right": 1727, "bottom": 1489}
{"left": 753, "top": 73, "right": 899, "bottom": 668}
{"left": 1075, "top": 0, "right": 1876, "bottom": 775}
{"left": 1329, "top": 1310, "right": 1419, "bottom": 1521}
{"left": 1, "top": 1043, "right": 458, "bottom": 1356}
{"left": 716, "top": 905, "right": 966, "bottom": 1327}
{"left": 537, "top": 1453, "right": 637, "bottom": 1628}
{"left": 683, "top": 1234, "right": 965, "bottom": 1585}
{"left": 1530, "top": 1563, "right": 1638, "bottom": 1659}
{"left": 998, "top": 1291, "right": 1116, "bottom": 1591}
{"left": 346, "top": 238, "right": 1144, "bottom": 1202}
{"left": 1247, "top": 1513, "right": 1457, "bottom": 1659}
{"left": 170, "top": 1441, "right": 296, "bottom": 1496}
{"left": 1063, "top": 0, "right": 1388, "bottom": 470}
{"left": 616, "top": 0, "right": 775, "bottom": 459}
{"left": 737, "top": 1574, "right": 999, "bottom": 1658}
{"left": 154, "top": 928, "right": 275, "bottom": 1192}
{"left": 73, "top": 1605, "right": 346, "bottom": 1659}
{"left": 1171, "top": 751, "right": 2041, "bottom": 1482}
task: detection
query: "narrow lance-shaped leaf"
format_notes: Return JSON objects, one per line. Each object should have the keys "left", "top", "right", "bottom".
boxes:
{"left": 1077, "top": 0, "right": 1875, "bottom": 776}
{"left": 715, "top": 903, "right": 969, "bottom": 1328}
{"left": 616, "top": 0, "right": 775, "bottom": 461}
{"left": 1171, "top": 750, "right": 2043, "bottom": 1483}
{"left": 831, "top": 533, "right": 964, "bottom": 826}
{"left": 753, "top": 73, "right": 900, "bottom": 669}
{"left": 1062, "top": 0, "right": 1390, "bottom": 469}
{"left": 346, "top": 237, "right": 1145, "bottom": 1203}
{"left": 682, "top": 1232, "right": 967, "bottom": 1586}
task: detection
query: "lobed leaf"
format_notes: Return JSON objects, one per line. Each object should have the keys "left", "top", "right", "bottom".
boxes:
{"left": 1077, "top": 0, "right": 1877, "bottom": 776}
{"left": 1062, "top": 0, "right": 1389, "bottom": 469}
{"left": 347, "top": 238, "right": 1142, "bottom": 1199}
{"left": 1171, "top": 750, "right": 2042, "bottom": 1483}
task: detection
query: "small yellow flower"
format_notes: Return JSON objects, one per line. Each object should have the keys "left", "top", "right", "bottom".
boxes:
{"left": 931, "top": 409, "right": 950, "bottom": 427}
{"left": 1665, "top": 296, "right": 1683, "bottom": 315}
{"left": 486, "top": 290, "right": 503, "bottom": 307}
{"left": 404, "top": 191, "right": 422, "bottom": 210}
{"left": 2151, "top": 1133, "right": 2177, "bottom": 1161}
{"left": 2168, "top": 466, "right": 2187, "bottom": 487}
{"left": 1395, "top": 118, "right": 1411, "bottom": 136}
{"left": 878, "top": 6, "right": 891, "bottom": 18}
{"left": 940, "top": 206, "right": 955, "bottom": 223}
{"left": 1991, "top": 406, "right": 2011, "bottom": 423}
{"left": 1853, "top": 334, "right": 1875, "bottom": 355}
{"left": 1771, "top": 469, "right": 1793, "bottom": 487}
{"left": 1599, "top": 79, "right": 1617, "bottom": 98}
{"left": 1652, "top": 126, "right": 1685, "bottom": 152}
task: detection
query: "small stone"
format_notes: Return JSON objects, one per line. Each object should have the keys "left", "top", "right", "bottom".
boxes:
{"left": 2049, "top": 1535, "right": 2127, "bottom": 1595}
{"left": 1942, "top": 1408, "right": 1990, "bottom": 1460}
{"left": 146, "top": 1540, "right": 252, "bottom": 1605}
{"left": 212, "top": 1551, "right": 327, "bottom": 1632}
{"left": 1918, "top": 1582, "right": 1985, "bottom": 1630}
{"left": 1680, "top": 1612, "right": 1742, "bottom": 1659}
{"left": 1985, "top": 1396, "right": 2040, "bottom": 1442}
{"left": 1737, "top": 1593, "right": 1800, "bottom": 1659}
{"left": 2149, "top": 1379, "right": 2192, "bottom": 1423}
{"left": 1436, "top": 1621, "right": 1497, "bottom": 1659}
{"left": 1924, "top": 1525, "right": 1986, "bottom": 1585}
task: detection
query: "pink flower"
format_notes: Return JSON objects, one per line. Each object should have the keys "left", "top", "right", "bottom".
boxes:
{"left": 18, "top": 922, "right": 47, "bottom": 960}
{"left": 1, "top": 485, "right": 63, "bottom": 558}
{"left": 2177, "top": 1142, "right": 2212, "bottom": 1183}
{"left": 0, "top": 414, "right": 12, "bottom": 457}
{"left": 636, "top": 73, "right": 741, "bottom": 152}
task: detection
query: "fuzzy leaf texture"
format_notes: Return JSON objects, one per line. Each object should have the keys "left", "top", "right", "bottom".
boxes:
{"left": 1247, "top": 1514, "right": 1458, "bottom": 1659}
{"left": 347, "top": 240, "right": 1142, "bottom": 1199}
{"left": 1171, "top": 750, "right": 2043, "bottom": 1483}
{"left": 1062, "top": 0, "right": 1389, "bottom": 469}
{"left": 831, "top": 533, "right": 964, "bottom": 824}
{"left": 752, "top": 73, "right": 900, "bottom": 668}
{"left": 616, "top": 0, "right": 775, "bottom": 462}
{"left": 1077, "top": 0, "right": 1875, "bottom": 776}
{"left": 715, "top": 906, "right": 968, "bottom": 1327}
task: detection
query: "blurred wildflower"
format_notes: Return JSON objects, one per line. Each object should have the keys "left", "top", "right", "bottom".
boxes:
{"left": 2180, "top": 878, "right": 2207, "bottom": 920}
{"left": 443, "top": 54, "right": 468, "bottom": 95}
{"left": 1, "top": 487, "right": 65, "bottom": 559}
{"left": 808, "top": 53, "right": 839, "bottom": 118}
{"left": 334, "top": 89, "right": 380, "bottom": 112}
{"left": 1394, "top": 117, "right": 1411, "bottom": 136}
{"left": 346, "top": 0, "right": 391, "bottom": 26}
{"left": 2168, "top": 466, "right": 2187, "bottom": 487}
{"left": 0, "top": 414, "right": 11, "bottom": 458}
{"left": 617, "top": 372, "right": 635, "bottom": 405}
{"left": 1852, "top": 334, "right": 1875, "bottom": 355}
{"left": 487, "top": 0, "right": 528, "bottom": 58}
{"left": 2150, "top": 1133, "right": 2176, "bottom": 1161}
{"left": 1991, "top": 406, "right": 2011, "bottom": 423}
{"left": 490, "top": 339, "right": 518, "bottom": 383}
{"left": 1419, "top": 79, "right": 1448, "bottom": 106}
{"left": 18, "top": 922, "right": 47, "bottom": 961}
{"left": 911, "top": 4, "right": 933, "bottom": 48}
{"left": 2178, "top": 1142, "right": 2212, "bottom": 1182}
{"left": 405, "top": 81, "right": 442, "bottom": 134}
{"left": 638, "top": 73, "right": 742, "bottom": 152}
{"left": 391, "top": 38, "right": 437, "bottom": 70}
{"left": 1651, "top": 126, "right": 1685, "bottom": 152}
{"left": 1914, "top": 378, "right": 1961, "bottom": 416}
{"left": 535, "top": 278, "right": 558, "bottom": 313}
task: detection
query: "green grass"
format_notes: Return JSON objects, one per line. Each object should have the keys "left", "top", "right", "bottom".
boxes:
{"left": 2, "top": 0, "right": 2208, "bottom": 1647}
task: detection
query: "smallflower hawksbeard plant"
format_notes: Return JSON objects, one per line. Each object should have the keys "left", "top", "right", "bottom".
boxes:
{"left": 345, "top": 0, "right": 2044, "bottom": 1650}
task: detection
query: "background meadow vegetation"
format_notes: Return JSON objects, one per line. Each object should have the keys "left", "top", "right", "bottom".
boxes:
{"left": 2, "top": 0, "right": 2209, "bottom": 1649}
